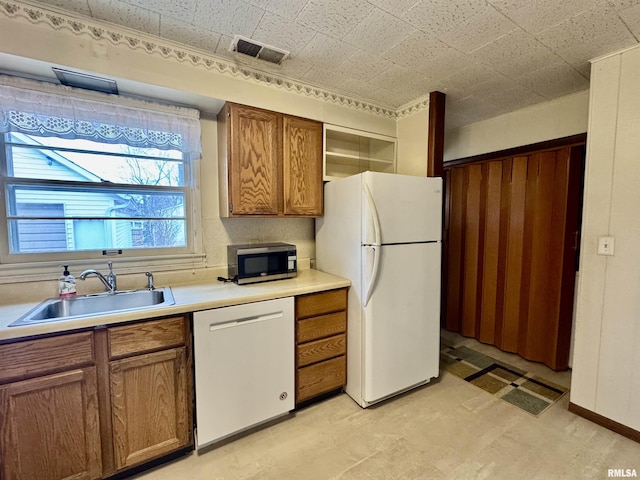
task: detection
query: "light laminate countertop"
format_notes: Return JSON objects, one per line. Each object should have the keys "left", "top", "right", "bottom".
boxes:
{"left": 0, "top": 269, "right": 350, "bottom": 342}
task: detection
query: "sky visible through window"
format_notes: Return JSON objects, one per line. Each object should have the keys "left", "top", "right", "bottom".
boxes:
{"left": 8, "top": 133, "right": 183, "bottom": 186}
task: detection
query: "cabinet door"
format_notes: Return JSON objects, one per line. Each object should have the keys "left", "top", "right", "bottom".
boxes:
{"left": 0, "top": 368, "right": 102, "bottom": 480}
{"left": 110, "top": 347, "right": 189, "bottom": 470}
{"left": 229, "top": 104, "right": 281, "bottom": 215}
{"left": 283, "top": 116, "right": 323, "bottom": 216}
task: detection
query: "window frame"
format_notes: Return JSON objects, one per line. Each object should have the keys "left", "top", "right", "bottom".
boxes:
{"left": 0, "top": 119, "right": 204, "bottom": 279}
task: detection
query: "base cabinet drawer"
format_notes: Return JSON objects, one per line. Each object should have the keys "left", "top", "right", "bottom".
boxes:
{"left": 108, "top": 316, "right": 185, "bottom": 358}
{"left": 296, "top": 356, "right": 347, "bottom": 403}
{"left": 297, "top": 311, "right": 346, "bottom": 343}
{"left": 0, "top": 331, "right": 94, "bottom": 383}
{"left": 297, "top": 334, "right": 346, "bottom": 367}
{"left": 296, "top": 289, "right": 347, "bottom": 319}
{"left": 294, "top": 287, "right": 348, "bottom": 405}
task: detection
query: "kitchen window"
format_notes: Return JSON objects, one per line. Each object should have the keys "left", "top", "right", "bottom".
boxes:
{"left": 0, "top": 76, "right": 202, "bottom": 272}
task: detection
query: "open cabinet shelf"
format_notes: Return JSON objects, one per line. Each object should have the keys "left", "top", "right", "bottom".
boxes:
{"left": 323, "top": 124, "right": 396, "bottom": 181}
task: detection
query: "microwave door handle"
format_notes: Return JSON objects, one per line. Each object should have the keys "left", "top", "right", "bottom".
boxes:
{"left": 363, "top": 183, "right": 382, "bottom": 246}
{"left": 363, "top": 245, "right": 381, "bottom": 307}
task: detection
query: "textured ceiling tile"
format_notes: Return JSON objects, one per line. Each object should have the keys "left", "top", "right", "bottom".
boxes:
{"left": 472, "top": 29, "right": 563, "bottom": 78}
{"left": 276, "top": 58, "right": 315, "bottom": 79}
{"left": 368, "top": 64, "right": 432, "bottom": 95}
{"left": 437, "top": 4, "right": 517, "bottom": 53}
{"left": 609, "top": 0, "right": 640, "bottom": 10}
{"left": 344, "top": 7, "right": 415, "bottom": 55}
{"left": 121, "top": 0, "right": 197, "bottom": 24}
{"left": 295, "top": 0, "right": 374, "bottom": 39}
{"left": 215, "top": 35, "right": 234, "bottom": 57}
{"left": 37, "top": 0, "right": 91, "bottom": 16}
{"left": 440, "top": 63, "right": 501, "bottom": 93}
{"left": 302, "top": 65, "right": 347, "bottom": 89}
{"left": 192, "top": 0, "right": 265, "bottom": 37}
{"left": 515, "top": 62, "right": 589, "bottom": 98}
{"left": 366, "top": 86, "right": 418, "bottom": 108}
{"left": 402, "top": 0, "right": 487, "bottom": 36}
{"left": 302, "top": 65, "right": 366, "bottom": 95}
{"left": 246, "top": 0, "right": 308, "bottom": 21}
{"left": 383, "top": 31, "right": 450, "bottom": 69}
{"left": 463, "top": 73, "right": 520, "bottom": 97}
{"left": 536, "top": 3, "right": 637, "bottom": 66}
{"left": 159, "top": 18, "right": 221, "bottom": 53}
{"left": 338, "top": 50, "right": 395, "bottom": 83}
{"left": 489, "top": 0, "right": 602, "bottom": 34}
{"left": 296, "top": 33, "right": 351, "bottom": 69}
{"left": 88, "top": 0, "right": 160, "bottom": 35}
{"left": 253, "top": 12, "right": 315, "bottom": 56}
{"left": 616, "top": 4, "right": 640, "bottom": 39}
{"left": 417, "top": 48, "right": 471, "bottom": 81}
{"left": 448, "top": 95, "right": 504, "bottom": 119}
{"left": 367, "top": 0, "right": 423, "bottom": 17}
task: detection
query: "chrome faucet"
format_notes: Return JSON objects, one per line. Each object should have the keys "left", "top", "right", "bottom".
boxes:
{"left": 145, "top": 271, "right": 154, "bottom": 290}
{"left": 79, "top": 261, "right": 117, "bottom": 293}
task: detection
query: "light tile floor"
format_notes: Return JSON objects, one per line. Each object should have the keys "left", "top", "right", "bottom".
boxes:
{"left": 136, "top": 331, "right": 640, "bottom": 480}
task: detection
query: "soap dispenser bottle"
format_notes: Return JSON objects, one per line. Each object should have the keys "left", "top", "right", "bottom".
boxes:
{"left": 59, "top": 265, "right": 76, "bottom": 297}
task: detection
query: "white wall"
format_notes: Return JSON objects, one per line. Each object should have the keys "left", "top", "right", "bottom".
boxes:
{"left": 570, "top": 46, "right": 640, "bottom": 431}
{"left": 396, "top": 108, "right": 429, "bottom": 176}
{"left": 443, "top": 91, "right": 589, "bottom": 161}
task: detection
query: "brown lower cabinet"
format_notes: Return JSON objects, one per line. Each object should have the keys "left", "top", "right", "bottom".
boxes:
{"left": 295, "top": 288, "right": 348, "bottom": 404}
{"left": 0, "top": 289, "right": 349, "bottom": 479}
{"left": 0, "top": 315, "right": 192, "bottom": 480}
{"left": 0, "top": 367, "right": 102, "bottom": 480}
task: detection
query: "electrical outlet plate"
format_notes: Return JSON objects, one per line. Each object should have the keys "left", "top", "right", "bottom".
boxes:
{"left": 597, "top": 236, "right": 615, "bottom": 256}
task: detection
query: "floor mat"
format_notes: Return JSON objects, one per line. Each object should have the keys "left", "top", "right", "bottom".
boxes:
{"left": 440, "top": 344, "right": 569, "bottom": 416}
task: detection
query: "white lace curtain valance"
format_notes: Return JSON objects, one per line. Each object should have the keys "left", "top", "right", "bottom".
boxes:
{"left": 0, "top": 77, "right": 201, "bottom": 155}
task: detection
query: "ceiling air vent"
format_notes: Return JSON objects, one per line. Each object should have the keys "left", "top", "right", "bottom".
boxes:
{"left": 230, "top": 35, "right": 290, "bottom": 66}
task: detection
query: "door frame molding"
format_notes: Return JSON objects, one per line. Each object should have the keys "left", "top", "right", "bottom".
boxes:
{"left": 444, "top": 133, "right": 587, "bottom": 168}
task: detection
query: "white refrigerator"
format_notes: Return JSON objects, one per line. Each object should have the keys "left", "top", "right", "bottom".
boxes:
{"left": 316, "top": 171, "right": 442, "bottom": 407}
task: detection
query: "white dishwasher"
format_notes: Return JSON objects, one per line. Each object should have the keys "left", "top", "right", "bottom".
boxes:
{"left": 193, "top": 297, "right": 294, "bottom": 449}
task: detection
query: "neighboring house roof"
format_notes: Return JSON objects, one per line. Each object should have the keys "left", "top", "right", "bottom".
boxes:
{"left": 12, "top": 132, "right": 104, "bottom": 183}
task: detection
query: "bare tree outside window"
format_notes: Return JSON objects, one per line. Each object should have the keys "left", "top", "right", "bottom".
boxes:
{"left": 121, "top": 146, "right": 185, "bottom": 248}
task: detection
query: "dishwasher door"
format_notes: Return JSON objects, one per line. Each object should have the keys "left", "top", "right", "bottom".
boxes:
{"left": 193, "top": 297, "right": 294, "bottom": 449}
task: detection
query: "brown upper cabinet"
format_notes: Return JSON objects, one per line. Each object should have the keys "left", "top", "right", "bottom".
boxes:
{"left": 217, "top": 102, "right": 323, "bottom": 217}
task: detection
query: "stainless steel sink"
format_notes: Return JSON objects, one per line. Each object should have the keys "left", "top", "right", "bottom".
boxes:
{"left": 9, "top": 287, "right": 175, "bottom": 327}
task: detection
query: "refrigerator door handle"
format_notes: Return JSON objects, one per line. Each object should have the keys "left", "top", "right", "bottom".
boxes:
{"left": 363, "top": 245, "right": 381, "bottom": 307}
{"left": 363, "top": 183, "right": 382, "bottom": 246}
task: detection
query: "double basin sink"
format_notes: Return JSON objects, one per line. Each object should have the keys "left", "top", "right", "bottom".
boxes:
{"left": 9, "top": 287, "right": 175, "bottom": 327}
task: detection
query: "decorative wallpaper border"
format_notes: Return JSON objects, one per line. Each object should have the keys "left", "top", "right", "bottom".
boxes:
{"left": 0, "top": 0, "right": 430, "bottom": 119}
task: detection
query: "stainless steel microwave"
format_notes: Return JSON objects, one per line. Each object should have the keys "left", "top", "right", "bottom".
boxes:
{"left": 227, "top": 243, "right": 297, "bottom": 285}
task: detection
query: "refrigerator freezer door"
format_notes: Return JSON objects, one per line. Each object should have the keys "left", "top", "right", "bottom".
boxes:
{"left": 362, "top": 242, "right": 441, "bottom": 404}
{"left": 362, "top": 172, "right": 442, "bottom": 244}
